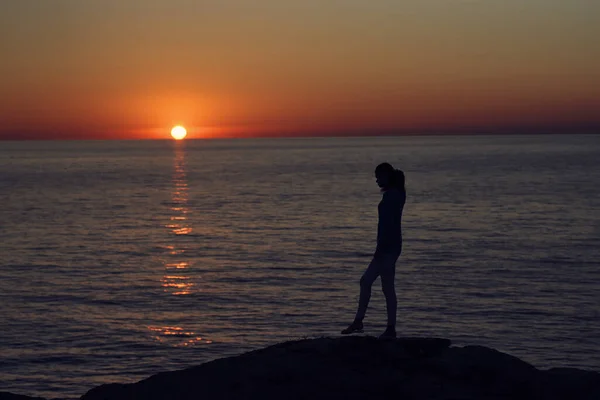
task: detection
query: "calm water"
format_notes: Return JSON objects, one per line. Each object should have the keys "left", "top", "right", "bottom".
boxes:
{"left": 1, "top": 135, "right": 599, "bottom": 398}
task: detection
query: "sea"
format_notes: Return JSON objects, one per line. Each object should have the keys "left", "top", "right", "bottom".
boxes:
{"left": 1, "top": 134, "right": 599, "bottom": 398}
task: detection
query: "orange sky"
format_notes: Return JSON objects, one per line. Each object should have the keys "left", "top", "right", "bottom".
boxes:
{"left": 1, "top": 1, "right": 598, "bottom": 140}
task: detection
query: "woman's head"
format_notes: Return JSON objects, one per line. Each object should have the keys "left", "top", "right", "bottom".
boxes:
{"left": 375, "top": 162, "right": 405, "bottom": 192}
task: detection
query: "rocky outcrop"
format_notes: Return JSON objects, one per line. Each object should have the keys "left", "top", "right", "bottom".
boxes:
{"left": 2, "top": 337, "right": 599, "bottom": 400}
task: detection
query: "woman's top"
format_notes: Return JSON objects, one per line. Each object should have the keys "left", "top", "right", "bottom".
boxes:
{"left": 376, "top": 187, "right": 406, "bottom": 255}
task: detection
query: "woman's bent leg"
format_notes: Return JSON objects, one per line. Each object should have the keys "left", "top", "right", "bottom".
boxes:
{"left": 354, "top": 258, "right": 381, "bottom": 322}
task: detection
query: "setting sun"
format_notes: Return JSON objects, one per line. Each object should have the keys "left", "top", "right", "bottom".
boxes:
{"left": 171, "top": 126, "right": 187, "bottom": 140}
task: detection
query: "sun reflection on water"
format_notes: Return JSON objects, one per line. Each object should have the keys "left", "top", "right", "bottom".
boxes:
{"left": 149, "top": 144, "right": 211, "bottom": 347}
{"left": 161, "top": 146, "right": 194, "bottom": 296}
{"left": 164, "top": 148, "right": 193, "bottom": 237}
{"left": 162, "top": 262, "right": 194, "bottom": 295}
{"left": 148, "top": 326, "right": 213, "bottom": 347}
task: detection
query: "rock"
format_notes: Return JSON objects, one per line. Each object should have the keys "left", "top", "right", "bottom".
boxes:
{"left": 3, "top": 337, "right": 599, "bottom": 400}
{"left": 538, "top": 368, "right": 600, "bottom": 400}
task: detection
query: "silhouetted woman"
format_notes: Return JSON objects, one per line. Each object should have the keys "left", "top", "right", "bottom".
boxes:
{"left": 342, "top": 162, "right": 406, "bottom": 339}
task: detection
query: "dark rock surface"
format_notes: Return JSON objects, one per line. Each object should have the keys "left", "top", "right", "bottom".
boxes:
{"left": 2, "top": 337, "right": 599, "bottom": 400}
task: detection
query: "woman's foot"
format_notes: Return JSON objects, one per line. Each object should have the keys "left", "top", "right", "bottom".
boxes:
{"left": 341, "top": 320, "right": 364, "bottom": 334}
{"left": 378, "top": 325, "right": 396, "bottom": 340}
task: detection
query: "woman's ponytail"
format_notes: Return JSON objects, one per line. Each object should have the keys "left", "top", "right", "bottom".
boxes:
{"left": 394, "top": 169, "right": 406, "bottom": 194}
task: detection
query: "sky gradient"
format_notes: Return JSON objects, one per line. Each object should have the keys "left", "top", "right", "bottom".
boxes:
{"left": 1, "top": 0, "right": 599, "bottom": 140}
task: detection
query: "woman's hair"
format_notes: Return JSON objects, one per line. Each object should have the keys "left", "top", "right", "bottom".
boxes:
{"left": 375, "top": 162, "right": 406, "bottom": 193}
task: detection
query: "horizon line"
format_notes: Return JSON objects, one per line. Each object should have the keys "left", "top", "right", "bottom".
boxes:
{"left": 1, "top": 129, "right": 599, "bottom": 141}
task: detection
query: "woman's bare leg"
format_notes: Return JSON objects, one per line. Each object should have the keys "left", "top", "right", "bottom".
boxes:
{"left": 354, "top": 258, "right": 381, "bottom": 322}
{"left": 380, "top": 258, "right": 397, "bottom": 327}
